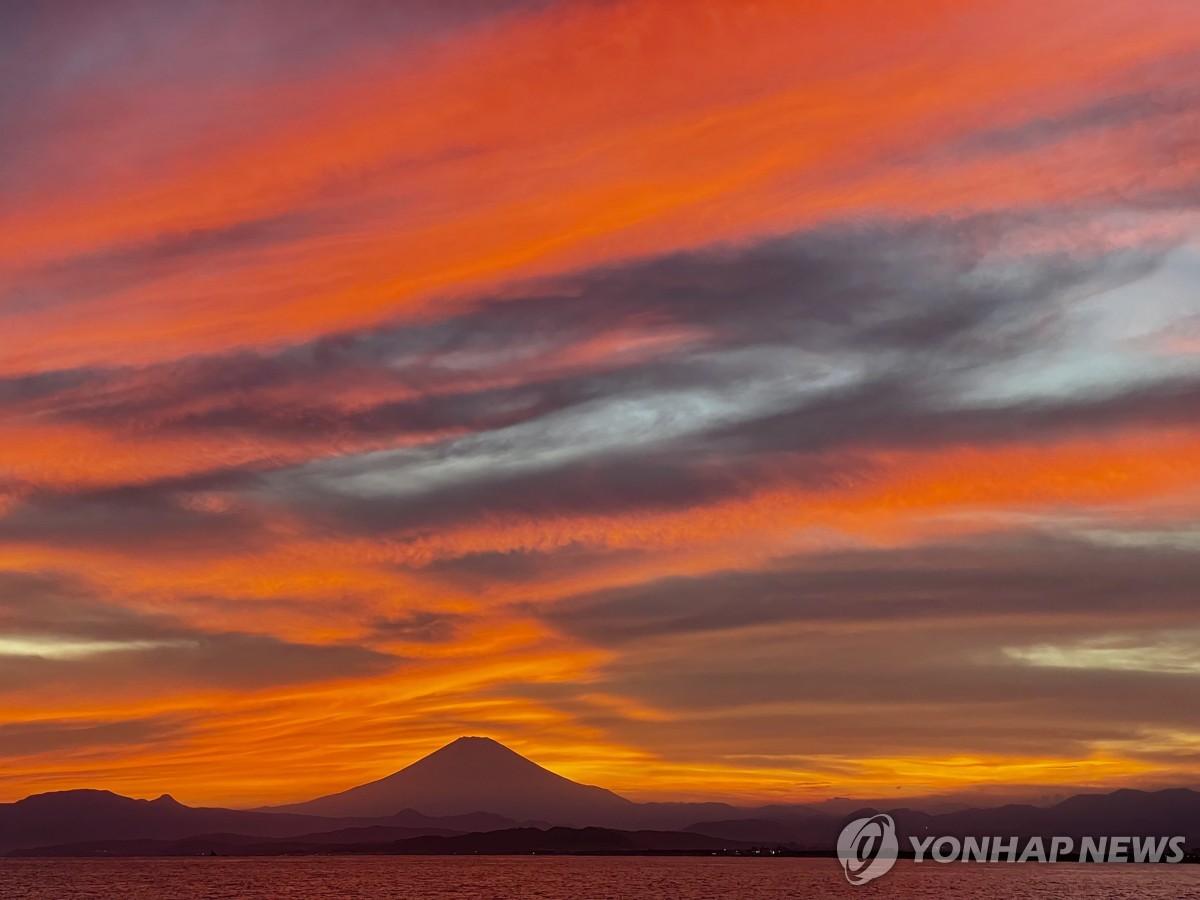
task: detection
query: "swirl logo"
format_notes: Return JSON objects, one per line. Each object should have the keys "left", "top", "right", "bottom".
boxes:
{"left": 836, "top": 813, "right": 899, "bottom": 885}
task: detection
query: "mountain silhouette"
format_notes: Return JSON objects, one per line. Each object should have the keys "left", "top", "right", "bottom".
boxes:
{"left": 882, "top": 786, "right": 1200, "bottom": 848}
{"left": 0, "top": 788, "right": 515, "bottom": 854}
{"left": 5, "top": 738, "right": 1199, "bottom": 857}
{"left": 689, "top": 787, "right": 1200, "bottom": 849}
{"left": 267, "top": 736, "right": 636, "bottom": 822}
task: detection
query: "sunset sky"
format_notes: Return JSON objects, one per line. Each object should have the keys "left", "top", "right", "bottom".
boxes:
{"left": 2, "top": 0, "right": 1199, "bottom": 809}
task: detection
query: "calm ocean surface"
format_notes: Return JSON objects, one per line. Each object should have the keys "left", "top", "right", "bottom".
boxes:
{"left": 3, "top": 856, "right": 1198, "bottom": 899}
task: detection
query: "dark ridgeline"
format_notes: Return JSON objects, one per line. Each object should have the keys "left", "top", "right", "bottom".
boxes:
{"left": 10, "top": 827, "right": 766, "bottom": 858}
{"left": 0, "top": 788, "right": 520, "bottom": 854}
{"left": 4, "top": 737, "right": 1199, "bottom": 857}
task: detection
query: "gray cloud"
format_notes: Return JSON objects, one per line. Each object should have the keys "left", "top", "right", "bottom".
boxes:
{"left": 402, "top": 543, "right": 648, "bottom": 591}
{"left": 511, "top": 606, "right": 1200, "bottom": 766}
{"left": 540, "top": 534, "right": 1200, "bottom": 645}
{"left": 0, "top": 480, "right": 264, "bottom": 552}
{"left": 1, "top": 213, "right": 1190, "bottom": 550}
{"left": 368, "top": 610, "right": 466, "bottom": 644}
{"left": 0, "top": 570, "right": 399, "bottom": 693}
{"left": 496, "top": 530, "right": 1200, "bottom": 764}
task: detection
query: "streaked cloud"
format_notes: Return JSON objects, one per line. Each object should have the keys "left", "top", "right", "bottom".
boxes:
{"left": 1005, "top": 631, "right": 1200, "bottom": 675}
{"left": 0, "top": 636, "right": 194, "bottom": 660}
{"left": 0, "top": 0, "right": 1198, "bottom": 806}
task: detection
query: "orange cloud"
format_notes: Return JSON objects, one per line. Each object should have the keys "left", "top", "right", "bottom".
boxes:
{"left": 3, "top": 0, "right": 1200, "bottom": 810}
{"left": 3, "top": 0, "right": 1198, "bottom": 373}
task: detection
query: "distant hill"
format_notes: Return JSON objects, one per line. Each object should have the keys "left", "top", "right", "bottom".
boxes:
{"left": 265, "top": 736, "right": 637, "bottom": 822}
{"left": 0, "top": 789, "right": 515, "bottom": 854}
{"left": 884, "top": 787, "right": 1200, "bottom": 847}
{"left": 687, "top": 787, "right": 1200, "bottom": 849}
